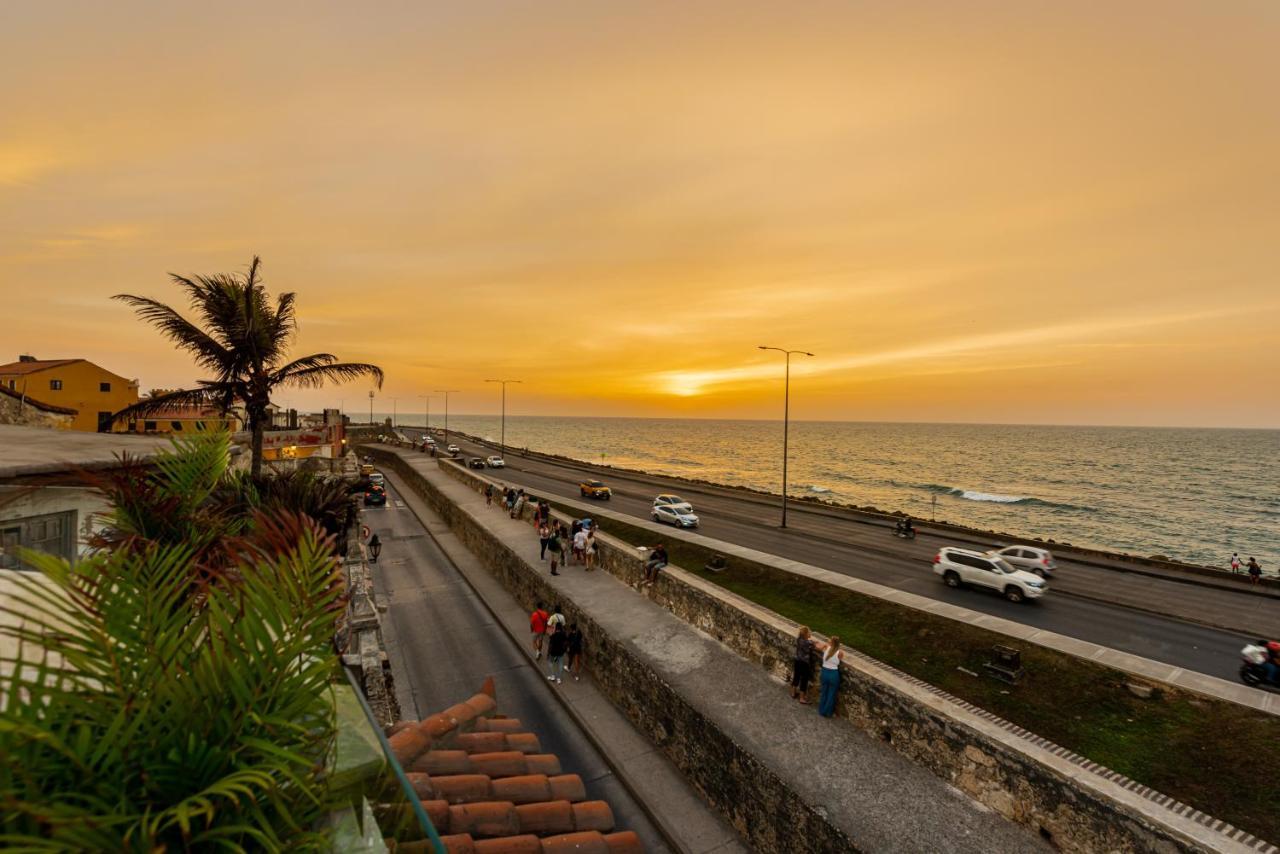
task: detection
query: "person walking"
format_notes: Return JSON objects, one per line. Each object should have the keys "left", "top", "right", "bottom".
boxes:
{"left": 511, "top": 489, "right": 526, "bottom": 519}
{"left": 816, "top": 636, "right": 844, "bottom": 718}
{"left": 566, "top": 624, "right": 584, "bottom": 681}
{"left": 547, "top": 603, "right": 566, "bottom": 636}
{"left": 584, "top": 530, "right": 598, "bottom": 571}
{"left": 790, "top": 626, "right": 816, "bottom": 704}
{"left": 572, "top": 525, "right": 588, "bottom": 566}
{"left": 547, "top": 526, "right": 563, "bottom": 575}
{"left": 546, "top": 623, "right": 568, "bottom": 684}
{"left": 1248, "top": 557, "right": 1263, "bottom": 584}
{"left": 538, "top": 522, "right": 552, "bottom": 560}
{"left": 529, "top": 602, "right": 550, "bottom": 660}
{"left": 643, "top": 543, "right": 668, "bottom": 586}
{"left": 1231, "top": 553, "right": 1242, "bottom": 574}
{"left": 484, "top": 483, "right": 494, "bottom": 507}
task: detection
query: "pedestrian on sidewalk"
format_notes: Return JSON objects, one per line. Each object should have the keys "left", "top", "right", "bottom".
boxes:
{"left": 790, "top": 626, "right": 816, "bottom": 704}
{"left": 484, "top": 483, "right": 493, "bottom": 507}
{"left": 511, "top": 489, "right": 527, "bottom": 519}
{"left": 572, "top": 525, "right": 588, "bottom": 566}
{"left": 538, "top": 522, "right": 552, "bottom": 560}
{"left": 504, "top": 487, "right": 516, "bottom": 513}
{"left": 547, "top": 603, "right": 566, "bottom": 635}
{"left": 546, "top": 623, "right": 568, "bottom": 684}
{"left": 567, "top": 624, "right": 584, "bottom": 681}
{"left": 547, "top": 527, "right": 564, "bottom": 575}
{"left": 537, "top": 500, "right": 551, "bottom": 526}
{"left": 1248, "top": 557, "right": 1263, "bottom": 584}
{"left": 816, "top": 636, "right": 844, "bottom": 718}
{"left": 530, "top": 603, "right": 550, "bottom": 660}
{"left": 584, "top": 530, "right": 598, "bottom": 571}
{"left": 643, "top": 543, "right": 668, "bottom": 586}
{"left": 1231, "top": 553, "right": 1242, "bottom": 574}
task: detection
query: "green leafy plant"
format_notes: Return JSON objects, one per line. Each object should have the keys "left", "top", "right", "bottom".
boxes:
{"left": 0, "top": 513, "right": 343, "bottom": 851}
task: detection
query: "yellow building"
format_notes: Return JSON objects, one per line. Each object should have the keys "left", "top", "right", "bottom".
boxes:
{"left": 0, "top": 356, "right": 140, "bottom": 433}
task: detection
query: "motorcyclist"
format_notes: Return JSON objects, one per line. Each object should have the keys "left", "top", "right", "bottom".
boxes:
{"left": 1265, "top": 641, "right": 1280, "bottom": 686}
{"left": 895, "top": 517, "right": 915, "bottom": 537}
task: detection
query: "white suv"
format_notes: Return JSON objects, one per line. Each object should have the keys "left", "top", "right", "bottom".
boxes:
{"left": 486, "top": 456, "right": 505, "bottom": 468}
{"left": 933, "top": 547, "right": 1048, "bottom": 603}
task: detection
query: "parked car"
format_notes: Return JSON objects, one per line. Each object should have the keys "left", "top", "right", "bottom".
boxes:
{"left": 580, "top": 480, "right": 611, "bottom": 500}
{"left": 988, "top": 545, "right": 1056, "bottom": 577}
{"left": 652, "top": 504, "right": 699, "bottom": 528}
{"left": 363, "top": 486, "right": 387, "bottom": 507}
{"left": 486, "top": 456, "right": 505, "bottom": 468}
{"left": 653, "top": 494, "right": 693, "bottom": 512}
{"left": 933, "top": 547, "right": 1047, "bottom": 603}
{"left": 468, "top": 457, "right": 486, "bottom": 469}
{"left": 447, "top": 444, "right": 461, "bottom": 454}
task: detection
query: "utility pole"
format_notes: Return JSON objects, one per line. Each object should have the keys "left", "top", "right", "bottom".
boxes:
{"left": 758, "top": 345, "right": 814, "bottom": 528}
{"left": 368, "top": 390, "right": 374, "bottom": 425}
{"left": 434, "top": 390, "right": 460, "bottom": 446}
{"left": 391, "top": 397, "right": 398, "bottom": 429}
{"left": 484, "top": 379, "right": 522, "bottom": 462}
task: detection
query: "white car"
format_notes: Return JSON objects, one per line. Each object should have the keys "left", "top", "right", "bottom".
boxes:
{"left": 933, "top": 547, "right": 1047, "bottom": 603}
{"left": 446, "top": 444, "right": 460, "bottom": 454}
{"left": 653, "top": 494, "right": 693, "bottom": 513}
{"left": 367, "top": 472, "right": 385, "bottom": 487}
{"left": 486, "top": 456, "right": 505, "bottom": 468}
{"left": 988, "top": 545, "right": 1056, "bottom": 577}
{"left": 652, "top": 504, "right": 699, "bottom": 528}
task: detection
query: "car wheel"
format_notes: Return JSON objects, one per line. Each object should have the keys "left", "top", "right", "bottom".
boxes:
{"left": 943, "top": 570, "right": 961, "bottom": 588}
{"left": 1004, "top": 586, "right": 1025, "bottom": 603}
{"left": 1033, "top": 568, "right": 1045, "bottom": 578}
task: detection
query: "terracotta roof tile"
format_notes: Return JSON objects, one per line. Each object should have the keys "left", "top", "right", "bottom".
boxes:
{"left": 384, "top": 678, "right": 644, "bottom": 852}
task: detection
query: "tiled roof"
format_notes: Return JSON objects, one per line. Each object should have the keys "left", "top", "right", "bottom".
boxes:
{"left": 0, "top": 358, "right": 83, "bottom": 375}
{"left": 0, "top": 384, "right": 78, "bottom": 415}
{"left": 386, "top": 678, "right": 643, "bottom": 854}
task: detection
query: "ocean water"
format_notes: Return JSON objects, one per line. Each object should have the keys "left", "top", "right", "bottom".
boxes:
{"left": 374, "top": 414, "right": 1278, "bottom": 571}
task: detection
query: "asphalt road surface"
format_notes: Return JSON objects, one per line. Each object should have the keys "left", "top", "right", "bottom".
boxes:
{"left": 414, "top": 432, "right": 1274, "bottom": 684}
{"left": 364, "top": 478, "right": 671, "bottom": 852}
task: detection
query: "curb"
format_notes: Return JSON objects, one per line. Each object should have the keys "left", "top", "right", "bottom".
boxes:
{"left": 382, "top": 467, "right": 698, "bottom": 854}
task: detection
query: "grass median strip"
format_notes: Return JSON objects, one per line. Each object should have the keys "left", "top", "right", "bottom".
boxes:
{"left": 571, "top": 509, "right": 1279, "bottom": 844}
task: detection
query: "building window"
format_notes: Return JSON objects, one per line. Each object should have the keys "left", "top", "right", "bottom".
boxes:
{"left": 97, "top": 412, "right": 113, "bottom": 433}
{"left": 171, "top": 421, "right": 184, "bottom": 432}
{"left": 143, "top": 420, "right": 157, "bottom": 432}
{"left": 100, "top": 382, "right": 111, "bottom": 392}
{"left": 49, "top": 379, "right": 63, "bottom": 391}
{"left": 0, "top": 511, "right": 76, "bottom": 571}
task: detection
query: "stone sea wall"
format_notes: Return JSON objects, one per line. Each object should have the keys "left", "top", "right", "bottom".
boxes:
{"left": 365, "top": 445, "right": 1261, "bottom": 854}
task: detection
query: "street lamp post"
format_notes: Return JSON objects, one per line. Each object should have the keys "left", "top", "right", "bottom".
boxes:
{"left": 391, "top": 397, "right": 399, "bottom": 429}
{"left": 434, "top": 390, "right": 460, "bottom": 446}
{"left": 368, "top": 390, "right": 375, "bottom": 426}
{"left": 758, "top": 345, "right": 814, "bottom": 528}
{"left": 484, "top": 379, "right": 522, "bottom": 462}
{"left": 418, "top": 394, "right": 433, "bottom": 436}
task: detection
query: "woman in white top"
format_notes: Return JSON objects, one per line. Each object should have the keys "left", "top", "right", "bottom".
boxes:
{"left": 816, "top": 636, "right": 844, "bottom": 718}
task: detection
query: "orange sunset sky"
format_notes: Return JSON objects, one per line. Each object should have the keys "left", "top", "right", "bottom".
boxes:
{"left": 2, "top": 1, "right": 1278, "bottom": 427}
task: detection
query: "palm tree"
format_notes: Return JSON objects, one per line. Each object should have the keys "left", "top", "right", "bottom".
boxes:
{"left": 113, "top": 257, "right": 383, "bottom": 476}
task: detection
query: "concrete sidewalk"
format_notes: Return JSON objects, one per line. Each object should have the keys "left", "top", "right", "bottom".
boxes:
{"left": 392, "top": 454, "right": 1047, "bottom": 853}
{"left": 380, "top": 467, "right": 748, "bottom": 854}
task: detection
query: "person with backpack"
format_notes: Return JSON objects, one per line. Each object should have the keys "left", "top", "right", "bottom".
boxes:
{"left": 529, "top": 602, "right": 549, "bottom": 660}
{"left": 566, "top": 624, "right": 584, "bottom": 680}
{"left": 546, "top": 527, "right": 563, "bottom": 575}
{"left": 546, "top": 624, "right": 568, "bottom": 685}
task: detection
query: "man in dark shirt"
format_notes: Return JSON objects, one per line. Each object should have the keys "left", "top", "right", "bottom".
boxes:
{"left": 643, "top": 543, "right": 668, "bottom": 586}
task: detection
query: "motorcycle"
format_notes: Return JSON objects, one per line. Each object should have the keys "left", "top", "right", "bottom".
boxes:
{"left": 892, "top": 520, "right": 917, "bottom": 540}
{"left": 1239, "top": 641, "right": 1276, "bottom": 688}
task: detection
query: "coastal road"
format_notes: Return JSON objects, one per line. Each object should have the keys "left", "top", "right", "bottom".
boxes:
{"left": 415, "top": 434, "right": 1276, "bottom": 683}
{"left": 362, "top": 479, "right": 672, "bottom": 851}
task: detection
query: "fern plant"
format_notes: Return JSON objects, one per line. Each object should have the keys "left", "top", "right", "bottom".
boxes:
{"left": 1, "top": 433, "right": 348, "bottom": 851}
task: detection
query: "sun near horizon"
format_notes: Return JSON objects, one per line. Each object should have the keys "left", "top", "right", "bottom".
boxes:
{"left": 2, "top": 2, "right": 1278, "bottom": 429}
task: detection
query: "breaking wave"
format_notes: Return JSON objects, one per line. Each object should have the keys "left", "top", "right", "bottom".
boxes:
{"left": 809, "top": 485, "right": 832, "bottom": 494}
{"left": 907, "top": 482, "right": 1092, "bottom": 512}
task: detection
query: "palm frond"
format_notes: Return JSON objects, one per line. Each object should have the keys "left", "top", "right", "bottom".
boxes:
{"left": 111, "top": 294, "right": 231, "bottom": 373}
{"left": 110, "top": 386, "right": 226, "bottom": 422}
{"left": 279, "top": 360, "right": 384, "bottom": 390}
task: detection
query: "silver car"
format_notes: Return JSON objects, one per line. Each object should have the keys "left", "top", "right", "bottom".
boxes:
{"left": 989, "top": 545, "right": 1056, "bottom": 577}
{"left": 653, "top": 494, "right": 693, "bottom": 513}
{"left": 652, "top": 504, "right": 699, "bottom": 528}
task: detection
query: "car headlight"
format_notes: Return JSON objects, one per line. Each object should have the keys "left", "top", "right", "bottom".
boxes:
{"left": 1027, "top": 580, "right": 1043, "bottom": 589}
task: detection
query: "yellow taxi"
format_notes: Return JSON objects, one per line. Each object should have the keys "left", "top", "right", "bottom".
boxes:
{"left": 579, "top": 479, "right": 612, "bottom": 500}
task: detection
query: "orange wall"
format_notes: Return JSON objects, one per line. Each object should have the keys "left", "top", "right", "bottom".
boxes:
{"left": 0, "top": 362, "right": 139, "bottom": 432}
